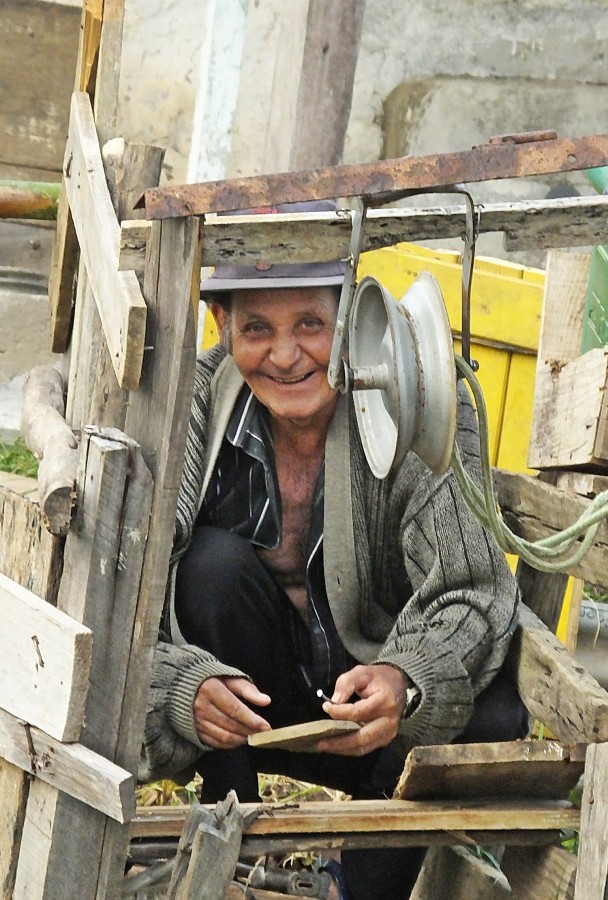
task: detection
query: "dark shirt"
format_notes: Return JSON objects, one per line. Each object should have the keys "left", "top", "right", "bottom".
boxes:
{"left": 198, "top": 385, "right": 355, "bottom": 695}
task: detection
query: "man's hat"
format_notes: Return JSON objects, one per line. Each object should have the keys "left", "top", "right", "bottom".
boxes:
{"left": 200, "top": 200, "right": 346, "bottom": 294}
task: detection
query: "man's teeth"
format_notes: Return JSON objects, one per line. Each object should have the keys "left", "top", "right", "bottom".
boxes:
{"left": 273, "top": 374, "right": 310, "bottom": 383}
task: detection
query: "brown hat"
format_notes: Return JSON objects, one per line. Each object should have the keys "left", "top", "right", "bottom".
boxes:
{"left": 200, "top": 200, "right": 346, "bottom": 294}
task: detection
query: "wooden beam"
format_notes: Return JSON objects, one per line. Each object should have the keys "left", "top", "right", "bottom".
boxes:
{"left": 0, "top": 759, "right": 29, "bottom": 900}
{"left": 62, "top": 92, "right": 147, "bottom": 390}
{"left": 0, "top": 571, "right": 91, "bottom": 743}
{"left": 574, "top": 742, "right": 608, "bottom": 900}
{"left": 132, "top": 798, "right": 579, "bottom": 843}
{"left": 508, "top": 604, "right": 608, "bottom": 744}
{"left": 119, "top": 193, "right": 608, "bottom": 275}
{"left": 395, "top": 740, "right": 585, "bottom": 801}
{"left": 0, "top": 708, "right": 133, "bottom": 824}
{"left": 494, "top": 468, "right": 608, "bottom": 585}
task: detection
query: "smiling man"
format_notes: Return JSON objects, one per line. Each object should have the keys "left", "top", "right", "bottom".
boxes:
{"left": 141, "top": 201, "right": 527, "bottom": 900}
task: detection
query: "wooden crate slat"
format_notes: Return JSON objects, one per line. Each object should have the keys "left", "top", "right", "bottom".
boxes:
{"left": 0, "top": 571, "right": 91, "bottom": 743}
{"left": 62, "top": 92, "right": 146, "bottom": 390}
{"left": 0, "top": 707, "right": 133, "bottom": 824}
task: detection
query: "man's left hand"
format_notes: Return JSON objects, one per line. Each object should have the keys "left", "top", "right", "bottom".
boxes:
{"left": 316, "top": 664, "right": 409, "bottom": 756}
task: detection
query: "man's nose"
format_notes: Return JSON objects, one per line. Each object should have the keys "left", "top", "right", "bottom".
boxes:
{"left": 269, "top": 333, "right": 301, "bottom": 368}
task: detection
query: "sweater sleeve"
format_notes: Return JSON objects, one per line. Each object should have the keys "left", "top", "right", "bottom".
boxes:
{"left": 376, "top": 389, "right": 520, "bottom": 751}
{"left": 139, "top": 640, "right": 248, "bottom": 782}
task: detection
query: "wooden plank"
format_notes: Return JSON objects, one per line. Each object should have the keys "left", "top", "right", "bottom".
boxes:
{"left": 178, "top": 794, "right": 243, "bottom": 900}
{"left": 501, "top": 846, "right": 577, "bottom": 899}
{"left": 574, "top": 742, "right": 608, "bottom": 900}
{"left": 515, "top": 561, "right": 568, "bottom": 633}
{"left": 0, "top": 759, "right": 29, "bottom": 900}
{"left": 0, "top": 707, "right": 133, "bottom": 824}
{"left": 555, "top": 471, "right": 608, "bottom": 497}
{"left": 63, "top": 92, "right": 147, "bottom": 390}
{"left": 0, "top": 489, "right": 62, "bottom": 603}
{"left": 536, "top": 250, "right": 590, "bottom": 363}
{"left": 411, "top": 846, "right": 510, "bottom": 900}
{"left": 248, "top": 719, "right": 359, "bottom": 751}
{"left": 395, "top": 740, "right": 585, "bottom": 801}
{"left": 507, "top": 604, "right": 608, "bottom": 744}
{"left": 119, "top": 195, "right": 608, "bottom": 273}
{"left": 0, "top": 571, "right": 91, "bottom": 742}
{"left": 132, "top": 798, "right": 579, "bottom": 838}
{"left": 494, "top": 468, "right": 608, "bottom": 585}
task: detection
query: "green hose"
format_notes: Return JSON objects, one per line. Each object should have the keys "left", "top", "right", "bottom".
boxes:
{"left": 452, "top": 355, "right": 608, "bottom": 573}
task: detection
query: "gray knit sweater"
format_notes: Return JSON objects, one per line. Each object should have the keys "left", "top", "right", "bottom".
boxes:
{"left": 140, "top": 344, "right": 519, "bottom": 781}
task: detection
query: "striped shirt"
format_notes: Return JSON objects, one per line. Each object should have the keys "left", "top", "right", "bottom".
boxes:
{"left": 197, "top": 385, "right": 356, "bottom": 696}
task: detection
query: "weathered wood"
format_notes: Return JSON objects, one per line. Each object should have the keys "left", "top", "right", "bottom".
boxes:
{"left": 178, "top": 793, "right": 244, "bottom": 900}
{"left": 508, "top": 604, "right": 608, "bottom": 743}
{"left": 12, "top": 428, "right": 152, "bottom": 899}
{"left": 515, "top": 560, "right": 568, "bottom": 633}
{"left": 102, "top": 139, "right": 166, "bottom": 225}
{"left": 411, "top": 846, "right": 510, "bottom": 900}
{"left": 20, "top": 365, "right": 79, "bottom": 536}
{"left": 555, "top": 471, "right": 608, "bottom": 498}
{"left": 501, "top": 845, "right": 577, "bottom": 899}
{"left": 0, "top": 759, "right": 29, "bottom": 900}
{"left": 494, "top": 468, "right": 608, "bottom": 585}
{"left": 0, "top": 707, "right": 134, "bottom": 824}
{"left": 167, "top": 805, "right": 211, "bottom": 898}
{"left": 574, "top": 742, "right": 608, "bottom": 900}
{"left": 62, "top": 92, "right": 147, "bottom": 390}
{"left": 0, "top": 571, "right": 91, "bottom": 742}
{"left": 119, "top": 194, "right": 608, "bottom": 273}
{"left": 248, "top": 719, "right": 360, "bottom": 751}
{"left": 395, "top": 740, "right": 585, "bottom": 801}
{"left": 0, "top": 489, "right": 62, "bottom": 604}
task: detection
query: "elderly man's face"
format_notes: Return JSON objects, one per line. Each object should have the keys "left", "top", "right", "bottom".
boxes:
{"left": 213, "top": 287, "right": 339, "bottom": 429}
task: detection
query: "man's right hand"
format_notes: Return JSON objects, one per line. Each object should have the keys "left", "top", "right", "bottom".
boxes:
{"left": 193, "top": 676, "right": 271, "bottom": 749}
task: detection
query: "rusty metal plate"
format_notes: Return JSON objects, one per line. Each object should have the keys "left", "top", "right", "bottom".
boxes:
{"left": 141, "top": 133, "right": 608, "bottom": 220}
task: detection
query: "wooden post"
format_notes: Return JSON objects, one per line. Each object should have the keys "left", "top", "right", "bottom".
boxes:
{"left": 574, "top": 743, "right": 608, "bottom": 900}
{"left": 177, "top": 793, "right": 244, "bottom": 900}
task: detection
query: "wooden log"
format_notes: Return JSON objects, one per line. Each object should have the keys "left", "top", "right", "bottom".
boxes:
{"left": 410, "top": 846, "right": 510, "bottom": 900}
{"left": 0, "top": 489, "right": 62, "bottom": 604}
{"left": 516, "top": 560, "right": 568, "bottom": 633}
{"left": 178, "top": 793, "right": 243, "bottom": 900}
{"left": 574, "top": 742, "right": 608, "bottom": 900}
{"left": 20, "top": 365, "right": 78, "bottom": 536}
{"left": 167, "top": 805, "right": 211, "bottom": 898}
{"left": 0, "top": 707, "right": 133, "bottom": 824}
{"left": 494, "top": 468, "right": 608, "bottom": 586}
{"left": 395, "top": 740, "right": 586, "bottom": 801}
{"left": 508, "top": 604, "right": 608, "bottom": 744}
{"left": 501, "top": 845, "right": 577, "bottom": 899}
{"left": 0, "top": 571, "right": 91, "bottom": 742}
{"left": 118, "top": 194, "right": 608, "bottom": 274}
{"left": 62, "top": 92, "right": 147, "bottom": 391}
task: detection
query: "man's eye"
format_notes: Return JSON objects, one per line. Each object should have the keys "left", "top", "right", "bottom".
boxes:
{"left": 300, "top": 318, "right": 323, "bottom": 330}
{"left": 244, "top": 322, "right": 270, "bottom": 335}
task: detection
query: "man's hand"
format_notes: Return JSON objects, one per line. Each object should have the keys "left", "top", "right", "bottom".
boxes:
{"left": 193, "top": 676, "right": 271, "bottom": 749}
{"left": 316, "top": 664, "right": 409, "bottom": 756}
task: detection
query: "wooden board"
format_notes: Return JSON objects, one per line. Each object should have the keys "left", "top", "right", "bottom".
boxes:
{"left": 0, "top": 571, "right": 91, "bottom": 742}
{"left": 0, "top": 489, "right": 62, "bottom": 604}
{"left": 508, "top": 604, "right": 608, "bottom": 744}
{"left": 0, "top": 707, "right": 133, "bottom": 824}
{"left": 132, "top": 798, "right": 579, "bottom": 841}
{"left": 395, "top": 740, "right": 585, "bottom": 801}
{"left": 411, "top": 846, "right": 510, "bottom": 900}
{"left": 575, "top": 742, "right": 608, "bottom": 900}
{"left": 119, "top": 194, "right": 608, "bottom": 273}
{"left": 248, "top": 719, "right": 360, "bottom": 751}
{"left": 0, "top": 759, "right": 29, "bottom": 899}
{"left": 62, "top": 92, "right": 147, "bottom": 390}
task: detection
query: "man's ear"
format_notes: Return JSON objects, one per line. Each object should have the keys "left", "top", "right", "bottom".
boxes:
{"left": 208, "top": 302, "right": 226, "bottom": 334}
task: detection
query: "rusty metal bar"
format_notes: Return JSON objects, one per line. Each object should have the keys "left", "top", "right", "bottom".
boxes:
{"left": 140, "top": 133, "right": 608, "bottom": 220}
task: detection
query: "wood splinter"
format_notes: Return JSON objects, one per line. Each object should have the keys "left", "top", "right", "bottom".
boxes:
{"left": 20, "top": 365, "right": 79, "bottom": 536}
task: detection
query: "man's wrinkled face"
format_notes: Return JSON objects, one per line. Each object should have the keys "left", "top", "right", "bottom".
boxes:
{"left": 213, "top": 287, "right": 339, "bottom": 429}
